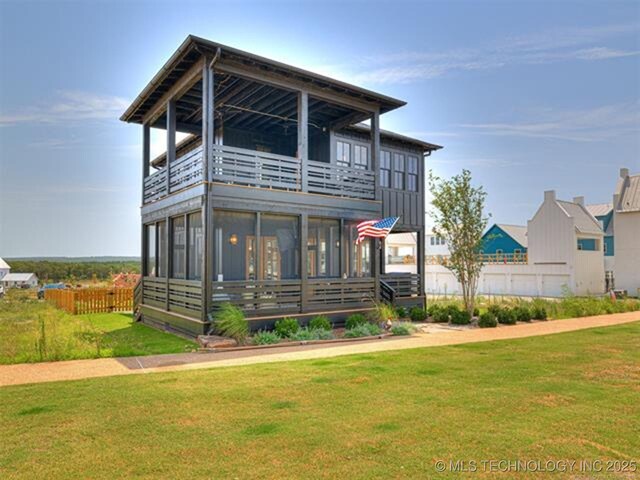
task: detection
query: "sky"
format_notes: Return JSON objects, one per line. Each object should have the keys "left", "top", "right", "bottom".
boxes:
{"left": 0, "top": 0, "right": 639, "bottom": 257}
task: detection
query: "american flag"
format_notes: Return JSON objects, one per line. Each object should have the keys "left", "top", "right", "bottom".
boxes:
{"left": 356, "top": 217, "right": 399, "bottom": 244}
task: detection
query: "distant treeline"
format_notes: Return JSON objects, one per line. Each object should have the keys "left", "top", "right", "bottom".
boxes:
{"left": 6, "top": 260, "right": 141, "bottom": 283}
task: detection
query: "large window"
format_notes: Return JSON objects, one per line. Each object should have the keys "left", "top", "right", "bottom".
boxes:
{"left": 261, "top": 214, "right": 300, "bottom": 280}
{"left": 337, "top": 141, "right": 350, "bottom": 167}
{"left": 214, "top": 210, "right": 256, "bottom": 281}
{"left": 308, "top": 218, "right": 340, "bottom": 278}
{"left": 393, "top": 153, "right": 405, "bottom": 189}
{"left": 353, "top": 145, "right": 368, "bottom": 170}
{"left": 187, "top": 212, "right": 203, "bottom": 280}
{"left": 380, "top": 151, "right": 391, "bottom": 187}
{"left": 158, "top": 221, "right": 167, "bottom": 277}
{"left": 347, "top": 223, "right": 372, "bottom": 277}
{"left": 407, "top": 155, "right": 418, "bottom": 191}
{"left": 171, "top": 216, "right": 186, "bottom": 279}
{"left": 145, "top": 224, "right": 157, "bottom": 277}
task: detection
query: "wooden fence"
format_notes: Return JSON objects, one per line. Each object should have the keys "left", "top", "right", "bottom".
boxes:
{"left": 45, "top": 288, "right": 134, "bottom": 314}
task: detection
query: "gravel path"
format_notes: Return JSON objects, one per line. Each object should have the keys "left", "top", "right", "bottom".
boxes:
{"left": 1, "top": 311, "right": 638, "bottom": 387}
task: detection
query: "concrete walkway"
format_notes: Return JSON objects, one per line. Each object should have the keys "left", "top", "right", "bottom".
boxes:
{"left": 1, "top": 311, "right": 638, "bottom": 387}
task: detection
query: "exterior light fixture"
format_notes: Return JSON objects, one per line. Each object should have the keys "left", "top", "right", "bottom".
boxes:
{"left": 229, "top": 234, "right": 238, "bottom": 246}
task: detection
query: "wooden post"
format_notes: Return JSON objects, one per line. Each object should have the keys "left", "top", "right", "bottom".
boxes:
{"left": 297, "top": 91, "right": 308, "bottom": 192}
{"left": 340, "top": 218, "right": 346, "bottom": 278}
{"left": 417, "top": 228, "right": 425, "bottom": 298}
{"left": 142, "top": 123, "right": 150, "bottom": 205}
{"left": 201, "top": 61, "right": 215, "bottom": 321}
{"left": 370, "top": 109, "right": 381, "bottom": 201}
{"left": 373, "top": 238, "right": 380, "bottom": 302}
{"left": 255, "top": 212, "right": 262, "bottom": 281}
{"left": 300, "top": 214, "right": 308, "bottom": 313}
{"left": 165, "top": 215, "right": 171, "bottom": 312}
{"left": 166, "top": 99, "right": 176, "bottom": 196}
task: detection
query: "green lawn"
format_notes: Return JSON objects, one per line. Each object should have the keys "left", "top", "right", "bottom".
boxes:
{"left": 0, "top": 291, "right": 196, "bottom": 364}
{"left": 1, "top": 322, "right": 638, "bottom": 479}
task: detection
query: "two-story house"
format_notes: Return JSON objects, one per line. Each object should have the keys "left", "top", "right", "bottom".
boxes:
{"left": 121, "top": 36, "right": 441, "bottom": 336}
{"left": 613, "top": 168, "right": 640, "bottom": 296}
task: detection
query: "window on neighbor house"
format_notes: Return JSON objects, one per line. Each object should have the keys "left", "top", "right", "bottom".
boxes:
{"left": 308, "top": 218, "right": 340, "bottom": 278}
{"left": 337, "top": 141, "right": 350, "bottom": 167}
{"left": 577, "top": 238, "right": 598, "bottom": 251}
{"left": 187, "top": 212, "right": 203, "bottom": 280}
{"left": 514, "top": 249, "right": 522, "bottom": 255}
{"left": 353, "top": 145, "right": 369, "bottom": 170}
{"left": 604, "top": 242, "right": 607, "bottom": 254}
{"left": 380, "top": 151, "right": 391, "bottom": 187}
{"left": 171, "top": 216, "right": 186, "bottom": 279}
{"left": 158, "top": 221, "right": 167, "bottom": 277}
{"left": 407, "top": 155, "right": 418, "bottom": 191}
{"left": 393, "top": 153, "right": 405, "bottom": 189}
{"left": 145, "top": 224, "right": 157, "bottom": 277}
{"left": 430, "top": 236, "right": 435, "bottom": 246}
{"left": 496, "top": 249, "right": 503, "bottom": 255}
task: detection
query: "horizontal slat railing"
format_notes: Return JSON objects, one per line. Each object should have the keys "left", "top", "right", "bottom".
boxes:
{"left": 210, "top": 145, "right": 301, "bottom": 191}
{"left": 307, "top": 160, "right": 375, "bottom": 200}
{"left": 308, "top": 278, "right": 376, "bottom": 308}
{"left": 211, "top": 280, "right": 302, "bottom": 315}
{"left": 143, "top": 169, "right": 167, "bottom": 203}
{"left": 381, "top": 273, "right": 420, "bottom": 298}
{"left": 143, "top": 147, "right": 204, "bottom": 204}
{"left": 142, "top": 276, "right": 167, "bottom": 309}
{"left": 168, "top": 279, "right": 202, "bottom": 317}
{"left": 426, "top": 253, "right": 528, "bottom": 266}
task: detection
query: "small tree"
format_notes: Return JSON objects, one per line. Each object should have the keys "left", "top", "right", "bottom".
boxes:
{"left": 429, "top": 169, "right": 489, "bottom": 315}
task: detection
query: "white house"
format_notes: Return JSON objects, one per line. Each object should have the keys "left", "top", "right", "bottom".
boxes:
{"left": 613, "top": 168, "right": 640, "bottom": 296}
{"left": 426, "top": 190, "right": 605, "bottom": 297}
{"left": 1, "top": 273, "right": 39, "bottom": 289}
{"left": 0, "top": 257, "right": 10, "bottom": 281}
{"left": 385, "top": 232, "right": 418, "bottom": 274}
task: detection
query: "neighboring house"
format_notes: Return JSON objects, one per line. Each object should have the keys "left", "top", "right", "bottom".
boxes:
{"left": 1, "top": 273, "right": 38, "bottom": 289}
{"left": 112, "top": 273, "right": 142, "bottom": 288}
{"left": 121, "top": 36, "right": 441, "bottom": 336}
{"left": 385, "top": 232, "right": 417, "bottom": 269}
{"left": 585, "top": 202, "right": 614, "bottom": 287}
{"left": 480, "top": 224, "right": 528, "bottom": 258}
{"left": 613, "top": 168, "right": 640, "bottom": 296}
{"left": 0, "top": 257, "right": 10, "bottom": 281}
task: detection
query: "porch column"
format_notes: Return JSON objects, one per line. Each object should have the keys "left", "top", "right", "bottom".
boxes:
{"left": 370, "top": 109, "right": 381, "bottom": 201}
{"left": 142, "top": 124, "right": 150, "bottom": 205}
{"left": 166, "top": 99, "right": 176, "bottom": 195}
{"left": 201, "top": 61, "right": 215, "bottom": 321}
{"left": 300, "top": 214, "right": 309, "bottom": 313}
{"left": 417, "top": 229, "right": 425, "bottom": 298}
{"left": 297, "top": 91, "right": 309, "bottom": 192}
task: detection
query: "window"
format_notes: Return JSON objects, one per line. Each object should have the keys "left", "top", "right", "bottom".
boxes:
{"left": 214, "top": 210, "right": 256, "bottom": 281}
{"left": 514, "top": 248, "right": 522, "bottom": 255}
{"left": 261, "top": 214, "right": 300, "bottom": 280}
{"left": 430, "top": 236, "right": 435, "bottom": 246}
{"left": 187, "top": 212, "right": 203, "bottom": 280}
{"left": 308, "top": 218, "right": 340, "bottom": 278}
{"left": 158, "top": 221, "right": 167, "bottom": 277}
{"left": 353, "top": 145, "right": 368, "bottom": 170}
{"left": 393, "top": 153, "right": 405, "bottom": 189}
{"left": 337, "top": 141, "right": 350, "bottom": 167}
{"left": 380, "top": 151, "right": 391, "bottom": 187}
{"left": 407, "top": 156, "right": 418, "bottom": 191}
{"left": 347, "top": 222, "right": 372, "bottom": 277}
{"left": 604, "top": 242, "right": 607, "bottom": 254}
{"left": 496, "top": 249, "right": 503, "bottom": 255}
{"left": 171, "top": 216, "right": 186, "bottom": 279}
{"left": 145, "top": 224, "right": 157, "bottom": 277}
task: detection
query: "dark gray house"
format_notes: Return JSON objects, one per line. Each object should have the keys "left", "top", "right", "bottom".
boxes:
{"left": 122, "top": 36, "right": 441, "bottom": 336}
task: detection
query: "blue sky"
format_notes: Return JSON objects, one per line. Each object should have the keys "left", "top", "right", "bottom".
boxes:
{"left": 0, "top": 0, "right": 638, "bottom": 257}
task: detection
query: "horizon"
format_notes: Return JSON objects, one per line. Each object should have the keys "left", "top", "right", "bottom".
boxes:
{"left": 1, "top": 1, "right": 639, "bottom": 257}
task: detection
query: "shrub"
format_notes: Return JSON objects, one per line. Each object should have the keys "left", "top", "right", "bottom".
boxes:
{"left": 344, "top": 323, "right": 382, "bottom": 338}
{"left": 478, "top": 312, "right": 497, "bottom": 328}
{"left": 290, "top": 328, "right": 334, "bottom": 341}
{"left": 274, "top": 317, "right": 300, "bottom": 338}
{"left": 409, "top": 306, "right": 427, "bottom": 322}
{"left": 426, "top": 304, "right": 438, "bottom": 317}
{"left": 395, "top": 306, "right": 408, "bottom": 318}
{"left": 496, "top": 307, "right": 516, "bottom": 325}
{"left": 513, "top": 305, "right": 532, "bottom": 322}
{"left": 308, "top": 315, "right": 332, "bottom": 331}
{"left": 432, "top": 308, "right": 450, "bottom": 323}
{"left": 390, "top": 322, "right": 416, "bottom": 336}
{"left": 345, "top": 313, "right": 368, "bottom": 330}
{"left": 370, "top": 302, "right": 397, "bottom": 323}
{"left": 450, "top": 309, "right": 471, "bottom": 325}
{"left": 531, "top": 305, "right": 547, "bottom": 320}
{"left": 213, "top": 303, "right": 249, "bottom": 343}
{"left": 253, "top": 330, "right": 281, "bottom": 345}
{"left": 487, "top": 304, "right": 502, "bottom": 317}
{"left": 473, "top": 307, "right": 480, "bottom": 317}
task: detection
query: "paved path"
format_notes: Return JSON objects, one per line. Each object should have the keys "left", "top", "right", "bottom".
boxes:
{"left": 1, "top": 311, "right": 638, "bottom": 387}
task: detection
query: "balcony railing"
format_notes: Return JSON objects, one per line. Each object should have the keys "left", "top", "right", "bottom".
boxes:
{"left": 143, "top": 144, "right": 376, "bottom": 204}
{"left": 381, "top": 273, "right": 421, "bottom": 298}
{"left": 426, "top": 253, "right": 528, "bottom": 265}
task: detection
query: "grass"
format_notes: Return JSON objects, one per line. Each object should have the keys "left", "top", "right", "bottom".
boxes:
{"left": 1, "top": 322, "right": 638, "bottom": 479}
{"left": 0, "top": 291, "right": 196, "bottom": 364}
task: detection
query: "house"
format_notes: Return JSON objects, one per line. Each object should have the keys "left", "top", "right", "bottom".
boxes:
{"left": 585, "top": 202, "right": 614, "bottom": 287}
{"left": 385, "top": 233, "right": 418, "bottom": 274}
{"left": 120, "top": 36, "right": 441, "bottom": 336}
{"left": 613, "top": 168, "right": 640, "bottom": 296}
{"left": 426, "top": 190, "right": 605, "bottom": 297}
{"left": 480, "top": 224, "right": 528, "bottom": 261}
{"left": 1, "top": 273, "right": 38, "bottom": 289}
{"left": 0, "top": 257, "right": 10, "bottom": 281}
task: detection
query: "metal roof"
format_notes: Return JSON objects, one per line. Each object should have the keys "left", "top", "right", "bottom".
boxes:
{"left": 585, "top": 203, "right": 613, "bottom": 217}
{"left": 2, "top": 273, "right": 37, "bottom": 282}
{"left": 556, "top": 200, "right": 603, "bottom": 235}
{"left": 494, "top": 224, "right": 528, "bottom": 247}
{"left": 617, "top": 174, "right": 640, "bottom": 213}
{"left": 121, "top": 35, "right": 407, "bottom": 125}
{"left": 0, "top": 257, "right": 10, "bottom": 270}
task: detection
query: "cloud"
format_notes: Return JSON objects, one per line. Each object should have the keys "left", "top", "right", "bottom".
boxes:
{"left": 459, "top": 102, "right": 640, "bottom": 142}
{"left": 346, "top": 23, "right": 640, "bottom": 84}
{"left": 0, "top": 90, "right": 130, "bottom": 126}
